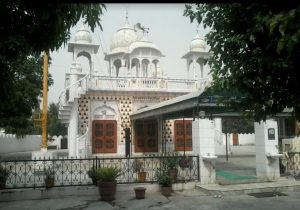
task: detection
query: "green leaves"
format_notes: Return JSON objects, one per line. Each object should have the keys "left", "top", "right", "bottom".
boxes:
{"left": 47, "top": 103, "right": 67, "bottom": 139}
{"left": 184, "top": 4, "right": 300, "bottom": 121}
{"left": 96, "top": 167, "right": 122, "bottom": 182}
{"left": 0, "top": 3, "right": 106, "bottom": 134}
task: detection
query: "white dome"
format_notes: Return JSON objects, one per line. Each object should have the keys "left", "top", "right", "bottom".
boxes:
{"left": 128, "top": 36, "right": 162, "bottom": 54}
{"left": 190, "top": 34, "right": 206, "bottom": 51}
{"left": 74, "top": 27, "right": 92, "bottom": 44}
{"left": 110, "top": 20, "right": 138, "bottom": 52}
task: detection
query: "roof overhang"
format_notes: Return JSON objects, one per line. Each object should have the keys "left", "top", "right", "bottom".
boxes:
{"left": 130, "top": 89, "right": 293, "bottom": 121}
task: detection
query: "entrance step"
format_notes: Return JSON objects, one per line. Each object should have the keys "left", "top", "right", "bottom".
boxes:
{"left": 196, "top": 177, "right": 300, "bottom": 196}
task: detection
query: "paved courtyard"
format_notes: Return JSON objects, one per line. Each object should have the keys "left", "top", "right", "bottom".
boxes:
{"left": 2, "top": 146, "right": 299, "bottom": 210}
{"left": 1, "top": 188, "right": 300, "bottom": 210}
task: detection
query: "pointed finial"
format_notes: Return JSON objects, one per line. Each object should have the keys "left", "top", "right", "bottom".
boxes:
{"left": 126, "top": 6, "right": 128, "bottom": 20}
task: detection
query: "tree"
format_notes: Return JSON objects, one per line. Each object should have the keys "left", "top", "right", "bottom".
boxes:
{"left": 47, "top": 103, "right": 67, "bottom": 140}
{"left": 0, "top": 3, "right": 106, "bottom": 135}
{"left": 222, "top": 118, "right": 254, "bottom": 134}
{"left": 0, "top": 54, "right": 53, "bottom": 135}
{"left": 184, "top": 3, "right": 300, "bottom": 121}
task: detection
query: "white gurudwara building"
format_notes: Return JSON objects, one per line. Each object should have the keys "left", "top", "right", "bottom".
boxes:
{"left": 58, "top": 16, "right": 213, "bottom": 158}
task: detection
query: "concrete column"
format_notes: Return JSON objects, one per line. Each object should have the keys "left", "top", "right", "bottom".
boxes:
{"left": 69, "top": 62, "right": 82, "bottom": 102}
{"left": 68, "top": 99, "right": 79, "bottom": 158}
{"left": 192, "top": 119, "right": 217, "bottom": 184}
{"left": 255, "top": 119, "right": 281, "bottom": 180}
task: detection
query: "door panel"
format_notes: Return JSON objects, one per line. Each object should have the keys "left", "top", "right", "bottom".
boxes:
{"left": 233, "top": 133, "right": 239, "bottom": 146}
{"left": 174, "top": 120, "right": 192, "bottom": 151}
{"left": 92, "top": 120, "right": 117, "bottom": 153}
{"left": 134, "top": 120, "right": 158, "bottom": 153}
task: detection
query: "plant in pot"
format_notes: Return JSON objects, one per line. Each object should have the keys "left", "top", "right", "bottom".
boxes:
{"left": 164, "top": 155, "right": 179, "bottom": 182}
{"left": 155, "top": 168, "right": 172, "bottom": 196}
{"left": 87, "top": 167, "right": 98, "bottom": 186}
{"left": 0, "top": 165, "right": 10, "bottom": 189}
{"left": 132, "top": 159, "right": 147, "bottom": 182}
{"left": 96, "top": 166, "right": 122, "bottom": 201}
{"left": 44, "top": 168, "right": 55, "bottom": 189}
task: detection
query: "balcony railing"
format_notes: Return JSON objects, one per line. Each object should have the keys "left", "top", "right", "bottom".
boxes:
{"left": 58, "top": 74, "right": 211, "bottom": 121}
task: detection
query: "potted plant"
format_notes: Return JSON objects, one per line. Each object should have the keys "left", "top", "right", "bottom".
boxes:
{"left": 164, "top": 155, "right": 179, "bottom": 182}
{"left": 155, "top": 168, "right": 172, "bottom": 196}
{"left": 132, "top": 159, "right": 147, "bottom": 182}
{"left": 96, "top": 166, "right": 122, "bottom": 201}
{"left": 87, "top": 167, "right": 98, "bottom": 186}
{"left": 44, "top": 168, "right": 55, "bottom": 189}
{"left": 0, "top": 165, "right": 10, "bottom": 189}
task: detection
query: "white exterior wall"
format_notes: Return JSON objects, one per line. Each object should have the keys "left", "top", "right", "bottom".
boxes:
{"left": 192, "top": 119, "right": 217, "bottom": 184}
{"left": 255, "top": 120, "right": 281, "bottom": 180}
{"left": 0, "top": 134, "right": 41, "bottom": 154}
{"left": 48, "top": 135, "right": 63, "bottom": 149}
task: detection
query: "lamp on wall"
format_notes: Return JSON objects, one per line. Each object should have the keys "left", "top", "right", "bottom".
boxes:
{"left": 199, "top": 110, "right": 205, "bottom": 119}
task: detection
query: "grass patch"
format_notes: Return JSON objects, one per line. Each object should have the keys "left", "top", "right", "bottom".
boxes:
{"left": 216, "top": 170, "right": 257, "bottom": 180}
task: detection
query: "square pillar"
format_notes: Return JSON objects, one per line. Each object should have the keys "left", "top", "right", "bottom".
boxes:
{"left": 255, "top": 119, "right": 281, "bottom": 180}
{"left": 192, "top": 119, "right": 217, "bottom": 184}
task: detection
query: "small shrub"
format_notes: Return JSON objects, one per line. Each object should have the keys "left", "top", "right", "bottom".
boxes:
{"left": 96, "top": 167, "right": 122, "bottom": 182}
{"left": 155, "top": 168, "right": 172, "bottom": 187}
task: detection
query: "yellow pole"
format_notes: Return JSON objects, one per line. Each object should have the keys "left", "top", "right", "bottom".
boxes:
{"left": 42, "top": 51, "right": 48, "bottom": 150}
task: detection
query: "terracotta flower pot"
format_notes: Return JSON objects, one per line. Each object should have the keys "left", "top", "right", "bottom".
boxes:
{"left": 137, "top": 172, "right": 147, "bottom": 182}
{"left": 134, "top": 187, "right": 146, "bottom": 199}
{"left": 98, "top": 181, "right": 117, "bottom": 201}
{"left": 161, "top": 186, "right": 172, "bottom": 196}
{"left": 45, "top": 178, "right": 55, "bottom": 189}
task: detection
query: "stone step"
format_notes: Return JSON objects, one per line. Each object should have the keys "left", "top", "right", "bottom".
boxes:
{"left": 58, "top": 110, "right": 70, "bottom": 115}
{"left": 196, "top": 177, "right": 300, "bottom": 196}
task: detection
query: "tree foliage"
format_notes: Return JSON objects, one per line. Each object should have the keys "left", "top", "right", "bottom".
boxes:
{"left": 184, "top": 3, "right": 300, "bottom": 121}
{"left": 0, "top": 54, "right": 53, "bottom": 135}
{"left": 47, "top": 103, "right": 67, "bottom": 139}
{"left": 0, "top": 3, "right": 106, "bottom": 135}
{"left": 222, "top": 118, "right": 254, "bottom": 134}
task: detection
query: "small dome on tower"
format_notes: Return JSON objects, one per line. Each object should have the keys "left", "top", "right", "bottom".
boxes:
{"left": 190, "top": 34, "right": 206, "bottom": 51}
{"left": 110, "top": 19, "right": 138, "bottom": 52}
{"left": 74, "top": 26, "right": 92, "bottom": 44}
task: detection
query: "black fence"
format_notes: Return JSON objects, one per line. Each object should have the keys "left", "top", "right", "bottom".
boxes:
{"left": 0, "top": 155, "right": 199, "bottom": 189}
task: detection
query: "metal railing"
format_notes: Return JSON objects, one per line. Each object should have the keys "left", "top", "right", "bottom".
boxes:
{"left": 282, "top": 152, "right": 300, "bottom": 173}
{"left": 0, "top": 155, "right": 199, "bottom": 189}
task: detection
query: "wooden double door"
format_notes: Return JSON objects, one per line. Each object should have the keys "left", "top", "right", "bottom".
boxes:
{"left": 92, "top": 120, "right": 117, "bottom": 153}
{"left": 134, "top": 120, "right": 158, "bottom": 153}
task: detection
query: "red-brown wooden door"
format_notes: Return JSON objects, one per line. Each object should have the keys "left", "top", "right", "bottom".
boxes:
{"left": 232, "top": 133, "right": 239, "bottom": 146}
{"left": 174, "top": 120, "right": 192, "bottom": 151}
{"left": 134, "top": 120, "right": 158, "bottom": 153}
{"left": 92, "top": 120, "right": 117, "bottom": 153}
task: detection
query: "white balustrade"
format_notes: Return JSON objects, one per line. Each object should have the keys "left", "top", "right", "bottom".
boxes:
{"left": 58, "top": 74, "right": 211, "bottom": 116}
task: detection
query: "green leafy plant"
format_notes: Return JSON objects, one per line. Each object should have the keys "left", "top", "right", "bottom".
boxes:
{"left": 96, "top": 167, "right": 122, "bottom": 182}
{"left": 163, "top": 155, "right": 179, "bottom": 169}
{"left": 0, "top": 165, "right": 10, "bottom": 188}
{"left": 155, "top": 168, "right": 172, "bottom": 187}
{"left": 87, "top": 167, "right": 97, "bottom": 178}
{"left": 87, "top": 167, "right": 98, "bottom": 185}
{"left": 44, "top": 168, "right": 55, "bottom": 179}
{"left": 44, "top": 167, "right": 55, "bottom": 189}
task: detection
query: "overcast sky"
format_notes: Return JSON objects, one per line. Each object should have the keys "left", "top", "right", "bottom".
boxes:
{"left": 48, "top": 3, "right": 209, "bottom": 104}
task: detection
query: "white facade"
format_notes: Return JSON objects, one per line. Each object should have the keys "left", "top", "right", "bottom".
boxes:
{"left": 58, "top": 17, "right": 212, "bottom": 157}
